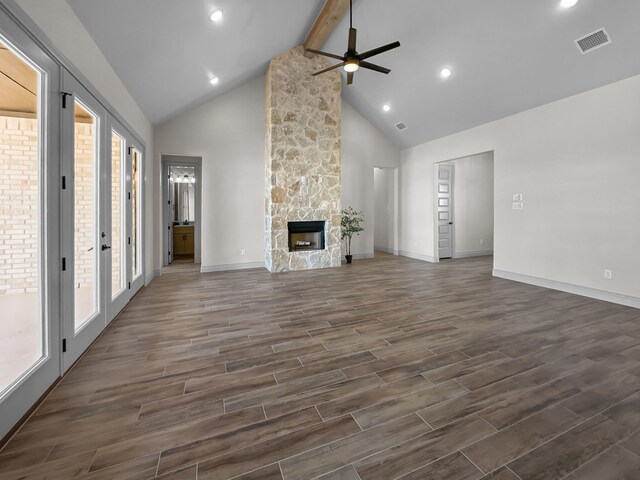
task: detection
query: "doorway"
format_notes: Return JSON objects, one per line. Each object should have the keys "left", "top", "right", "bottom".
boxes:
{"left": 162, "top": 156, "right": 202, "bottom": 266}
{"left": 434, "top": 152, "right": 494, "bottom": 260}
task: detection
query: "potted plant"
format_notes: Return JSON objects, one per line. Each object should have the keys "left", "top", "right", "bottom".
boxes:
{"left": 340, "top": 206, "right": 364, "bottom": 264}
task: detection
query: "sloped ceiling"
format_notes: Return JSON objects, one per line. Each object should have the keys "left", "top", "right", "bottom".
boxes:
{"left": 67, "top": 0, "right": 640, "bottom": 148}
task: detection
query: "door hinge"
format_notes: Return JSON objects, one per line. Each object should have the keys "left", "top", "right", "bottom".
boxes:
{"left": 128, "top": 282, "right": 131, "bottom": 289}
{"left": 168, "top": 225, "right": 171, "bottom": 230}
{"left": 62, "top": 257, "right": 66, "bottom": 271}
{"left": 128, "top": 192, "right": 131, "bottom": 200}
{"left": 61, "top": 92, "right": 71, "bottom": 109}
{"left": 61, "top": 176, "right": 66, "bottom": 190}
{"left": 128, "top": 147, "right": 133, "bottom": 155}
{"left": 128, "top": 237, "right": 131, "bottom": 245}
{"left": 168, "top": 251, "right": 171, "bottom": 256}
{"left": 62, "top": 338, "right": 67, "bottom": 352}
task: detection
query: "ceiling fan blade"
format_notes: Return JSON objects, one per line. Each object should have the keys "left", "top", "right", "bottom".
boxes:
{"left": 359, "top": 61, "right": 391, "bottom": 74}
{"left": 312, "top": 62, "right": 345, "bottom": 76}
{"left": 348, "top": 28, "right": 357, "bottom": 52}
{"left": 357, "top": 41, "right": 401, "bottom": 61}
{"left": 305, "top": 48, "right": 345, "bottom": 61}
{"left": 347, "top": 71, "right": 354, "bottom": 85}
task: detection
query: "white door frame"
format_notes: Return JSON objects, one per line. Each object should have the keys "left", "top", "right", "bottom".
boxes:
{"left": 161, "top": 155, "right": 202, "bottom": 266}
{"left": 434, "top": 162, "right": 455, "bottom": 261}
{"left": 0, "top": 9, "right": 62, "bottom": 441}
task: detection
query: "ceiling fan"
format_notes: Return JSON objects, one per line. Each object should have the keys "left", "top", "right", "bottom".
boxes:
{"left": 306, "top": 0, "right": 400, "bottom": 85}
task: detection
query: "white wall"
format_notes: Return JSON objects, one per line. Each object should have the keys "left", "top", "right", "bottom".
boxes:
{"left": 342, "top": 102, "right": 401, "bottom": 257}
{"left": 401, "top": 74, "right": 640, "bottom": 305}
{"left": 154, "top": 77, "right": 401, "bottom": 270}
{"left": 14, "top": 0, "right": 155, "bottom": 281}
{"left": 449, "top": 152, "right": 494, "bottom": 257}
{"left": 374, "top": 168, "right": 397, "bottom": 253}
{"left": 154, "top": 76, "right": 265, "bottom": 271}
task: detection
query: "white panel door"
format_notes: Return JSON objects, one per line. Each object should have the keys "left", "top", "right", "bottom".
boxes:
{"left": 0, "top": 9, "right": 62, "bottom": 440}
{"left": 437, "top": 164, "right": 454, "bottom": 259}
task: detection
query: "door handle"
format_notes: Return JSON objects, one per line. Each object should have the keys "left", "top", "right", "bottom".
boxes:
{"left": 101, "top": 244, "right": 112, "bottom": 251}
{"left": 449, "top": 222, "right": 453, "bottom": 225}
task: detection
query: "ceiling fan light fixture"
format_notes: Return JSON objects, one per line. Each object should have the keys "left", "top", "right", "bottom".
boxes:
{"left": 344, "top": 60, "right": 359, "bottom": 73}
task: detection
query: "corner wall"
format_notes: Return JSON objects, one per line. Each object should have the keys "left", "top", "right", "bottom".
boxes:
{"left": 400, "top": 74, "right": 640, "bottom": 306}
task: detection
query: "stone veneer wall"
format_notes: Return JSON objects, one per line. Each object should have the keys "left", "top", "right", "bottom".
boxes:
{"left": 265, "top": 46, "right": 342, "bottom": 272}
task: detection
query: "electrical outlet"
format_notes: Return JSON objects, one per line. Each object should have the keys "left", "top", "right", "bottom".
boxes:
{"left": 241, "top": 249, "right": 246, "bottom": 256}
{"left": 512, "top": 202, "right": 524, "bottom": 210}
{"left": 604, "top": 269, "right": 613, "bottom": 280}
{"left": 513, "top": 193, "right": 523, "bottom": 201}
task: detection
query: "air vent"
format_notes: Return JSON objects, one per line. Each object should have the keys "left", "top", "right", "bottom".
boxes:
{"left": 575, "top": 28, "right": 611, "bottom": 55}
{"left": 395, "top": 122, "right": 408, "bottom": 131}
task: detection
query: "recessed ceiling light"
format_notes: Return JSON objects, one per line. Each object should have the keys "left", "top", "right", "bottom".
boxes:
{"left": 382, "top": 104, "right": 391, "bottom": 112}
{"left": 560, "top": 0, "right": 579, "bottom": 8}
{"left": 209, "top": 76, "right": 219, "bottom": 85}
{"left": 440, "top": 68, "right": 452, "bottom": 79}
{"left": 210, "top": 10, "right": 223, "bottom": 22}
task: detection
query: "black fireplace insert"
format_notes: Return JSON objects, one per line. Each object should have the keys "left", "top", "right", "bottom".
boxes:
{"left": 288, "top": 221, "right": 326, "bottom": 252}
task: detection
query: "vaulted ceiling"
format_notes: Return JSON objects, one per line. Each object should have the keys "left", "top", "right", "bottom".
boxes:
{"left": 66, "top": 0, "right": 640, "bottom": 149}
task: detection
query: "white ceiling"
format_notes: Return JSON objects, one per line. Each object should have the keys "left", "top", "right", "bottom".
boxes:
{"left": 67, "top": 0, "right": 640, "bottom": 149}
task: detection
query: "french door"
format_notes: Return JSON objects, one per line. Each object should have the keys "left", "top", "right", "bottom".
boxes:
{"left": 61, "top": 71, "right": 144, "bottom": 370}
{"left": 0, "top": 9, "right": 61, "bottom": 440}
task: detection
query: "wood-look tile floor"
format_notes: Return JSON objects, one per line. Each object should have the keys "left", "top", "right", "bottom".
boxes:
{"left": 2, "top": 252, "right": 640, "bottom": 480}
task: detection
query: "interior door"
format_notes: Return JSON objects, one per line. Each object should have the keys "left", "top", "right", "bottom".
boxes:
{"left": 61, "top": 70, "right": 107, "bottom": 370}
{"left": 0, "top": 11, "right": 61, "bottom": 440}
{"left": 437, "top": 163, "right": 454, "bottom": 259}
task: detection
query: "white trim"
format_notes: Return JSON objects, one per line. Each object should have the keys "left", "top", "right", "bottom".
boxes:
{"left": 399, "top": 250, "right": 439, "bottom": 263}
{"left": 374, "top": 246, "right": 399, "bottom": 255}
{"left": 453, "top": 250, "right": 494, "bottom": 259}
{"left": 352, "top": 252, "right": 375, "bottom": 260}
{"left": 145, "top": 270, "right": 159, "bottom": 285}
{"left": 201, "top": 261, "right": 266, "bottom": 273}
{"left": 493, "top": 269, "right": 640, "bottom": 310}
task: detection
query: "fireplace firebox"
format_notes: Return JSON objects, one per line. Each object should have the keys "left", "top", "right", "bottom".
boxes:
{"left": 288, "top": 221, "right": 326, "bottom": 252}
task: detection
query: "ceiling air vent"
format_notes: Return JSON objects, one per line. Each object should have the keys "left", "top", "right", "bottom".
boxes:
{"left": 395, "top": 122, "right": 408, "bottom": 131}
{"left": 575, "top": 28, "right": 611, "bottom": 55}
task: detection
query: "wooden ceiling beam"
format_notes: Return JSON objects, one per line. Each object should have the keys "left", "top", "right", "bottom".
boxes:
{"left": 304, "top": 0, "right": 352, "bottom": 56}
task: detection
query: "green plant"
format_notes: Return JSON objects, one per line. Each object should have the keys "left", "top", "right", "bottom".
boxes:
{"left": 340, "top": 206, "right": 364, "bottom": 256}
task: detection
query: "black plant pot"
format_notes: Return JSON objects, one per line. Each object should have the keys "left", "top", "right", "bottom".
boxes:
{"left": 345, "top": 255, "right": 353, "bottom": 264}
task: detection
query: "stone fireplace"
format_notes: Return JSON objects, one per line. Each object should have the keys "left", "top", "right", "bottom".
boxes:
{"left": 264, "top": 46, "right": 342, "bottom": 272}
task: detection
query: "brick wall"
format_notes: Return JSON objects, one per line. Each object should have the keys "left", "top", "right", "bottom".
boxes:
{"left": 74, "top": 121, "right": 96, "bottom": 289}
{"left": 0, "top": 116, "right": 39, "bottom": 295}
{"left": 111, "top": 134, "right": 122, "bottom": 294}
{"left": 0, "top": 116, "right": 124, "bottom": 295}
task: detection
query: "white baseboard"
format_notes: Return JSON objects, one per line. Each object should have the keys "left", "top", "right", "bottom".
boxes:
{"left": 493, "top": 269, "right": 640, "bottom": 310}
{"left": 374, "top": 246, "right": 399, "bottom": 255}
{"left": 453, "top": 250, "right": 494, "bottom": 259}
{"left": 352, "top": 252, "right": 375, "bottom": 260}
{"left": 145, "top": 270, "right": 161, "bottom": 285}
{"left": 201, "top": 261, "right": 266, "bottom": 273}
{"left": 398, "top": 250, "right": 439, "bottom": 263}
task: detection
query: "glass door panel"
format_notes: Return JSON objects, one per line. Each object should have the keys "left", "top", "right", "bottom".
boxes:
{"left": 0, "top": 35, "right": 44, "bottom": 394}
{"left": 131, "top": 148, "right": 142, "bottom": 281}
{"left": 73, "top": 100, "right": 99, "bottom": 331}
{"left": 111, "top": 130, "right": 125, "bottom": 299}
{"left": 61, "top": 70, "right": 106, "bottom": 371}
{"left": 0, "top": 9, "right": 61, "bottom": 442}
